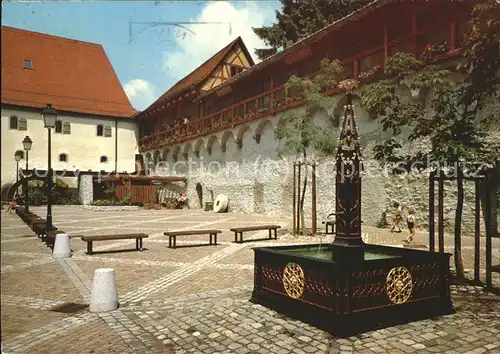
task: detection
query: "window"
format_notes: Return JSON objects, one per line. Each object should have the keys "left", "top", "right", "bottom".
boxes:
{"left": 59, "top": 153, "right": 68, "bottom": 162}
{"left": 100, "top": 156, "right": 108, "bottom": 163}
{"left": 18, "top": 118, "right": 27, "bottom": 131}
{"left": 97, "top": 125, "right": 104, "bottom": 136}
{"left": 9, "top": 116, "right": 18, "bottom": 130}
{"left": 24, "top": 59, "right": 33, "bottom": 70}
{"left": 63, "top": 122, "right": 71, "bottom": 134}
{"left": 55, "top": 120, "right": 63, "bottom": 133}
{"left": 104, "top": 126, "right": 112, "bottom": 137}
{"left": 230, "top": 66, "right": 243, "bottom": 77}
{"left": 15, "top": 150, "right": 25, "bottom": 160}
{"left": 9, "top": 116, "right": 27, "bottom": 130}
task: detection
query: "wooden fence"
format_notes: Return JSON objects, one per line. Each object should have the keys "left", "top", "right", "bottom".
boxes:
{"left": 115, "top": 184, "right": 157, "bottom": 204}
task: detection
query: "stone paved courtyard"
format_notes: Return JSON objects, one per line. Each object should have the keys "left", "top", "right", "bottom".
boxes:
{"left": 1, "top": 206, "right": 499, "bottom": 354}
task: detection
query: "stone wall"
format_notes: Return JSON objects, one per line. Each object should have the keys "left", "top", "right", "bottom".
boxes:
{"left": 144, "top": 89, "right": 500, "bottom": 237}
{"left": 78, "top": 174, "right": 93, "bottom": 205}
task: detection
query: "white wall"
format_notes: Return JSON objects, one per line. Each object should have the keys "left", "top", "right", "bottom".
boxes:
{"left": 1, "top": 107, "right": 139, "bottom": 187}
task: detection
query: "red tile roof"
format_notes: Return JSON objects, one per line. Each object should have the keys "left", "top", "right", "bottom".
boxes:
{"left": 148, "top": 36, "right": 254, "bottom": 110}
{"left": 1, "top": 26, "right": 135, "bottom": 118}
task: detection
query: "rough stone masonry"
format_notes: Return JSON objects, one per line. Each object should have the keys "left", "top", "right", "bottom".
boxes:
{"left": 145, "top": 83, "right": 500, "bottom": 237}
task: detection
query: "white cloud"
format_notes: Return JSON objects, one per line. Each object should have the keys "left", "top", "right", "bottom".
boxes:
{"left": 123, "top": 79, "right": 157, "bottom": 111}
{"left": 163, "top": 1, "right": 276, "bottom": 81}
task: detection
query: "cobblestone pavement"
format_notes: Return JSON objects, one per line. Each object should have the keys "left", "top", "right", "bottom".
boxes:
{"left": 1, "top": 206, "right": 499, "bottom": 354}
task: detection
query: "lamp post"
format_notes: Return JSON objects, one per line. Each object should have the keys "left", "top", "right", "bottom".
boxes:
{"left": 14, "top": 151, "right": 22, "bottom": 183}
{"left": 42, "top": 104, "right": 57, "bottom": 231}
{"left": 22, "top": 136, "right": 33, "bottom": 213}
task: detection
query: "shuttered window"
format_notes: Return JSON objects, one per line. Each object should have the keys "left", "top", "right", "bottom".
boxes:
{"left": 104, "top": 126, "right": 112, "bottom": 137}
{"left": 63, "top": 122, "right": 71, "bottom": 134}
{"left": 55, "top": 120, "right": 63, "bottom": 133}
{"left": 18, "top": 118, "right": 27, "bottom": 131}
{"left": 9, "top": 116, "right": 18, "bottom": 129}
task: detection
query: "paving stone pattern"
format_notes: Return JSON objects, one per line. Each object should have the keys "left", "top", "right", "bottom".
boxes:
{"left": 1, "top": 206, "right": 499, "bottom": 354}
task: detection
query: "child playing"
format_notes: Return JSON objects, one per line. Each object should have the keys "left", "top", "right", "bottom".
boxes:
{"left": 390, "top": 202, "right": 403, "bottom": 233}
{"left": 406, "top": 208, "right": 416, "bottom": 243}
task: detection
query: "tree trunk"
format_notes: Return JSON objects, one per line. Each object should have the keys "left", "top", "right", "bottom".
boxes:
{"left": 300, "top": 163, "right": 308, "bottom": 235}
{"left": 454, "top": 169, "right": 466, "bottom": 281}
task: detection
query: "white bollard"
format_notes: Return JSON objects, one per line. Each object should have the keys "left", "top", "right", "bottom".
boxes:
{"left": 89, "top": 268, "right": 118, "bottom": 313}
{"left": 53, "top": 233, "right": 72, "bottom": 259}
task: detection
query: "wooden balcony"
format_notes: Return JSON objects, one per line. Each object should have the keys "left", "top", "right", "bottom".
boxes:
{"left": 139, "top": 22, "right": 467, "bottom": 152}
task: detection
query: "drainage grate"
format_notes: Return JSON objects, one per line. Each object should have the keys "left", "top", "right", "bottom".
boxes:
{"left": 50, "top": 302, "right": 89, "bottom": 314}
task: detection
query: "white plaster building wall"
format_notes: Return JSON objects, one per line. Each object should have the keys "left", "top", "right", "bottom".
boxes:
{"left": 144, "top": 87, "right": 499, "bottom": 235}
{"left": 1, "top": 107, "right": 139, "bottom": 187}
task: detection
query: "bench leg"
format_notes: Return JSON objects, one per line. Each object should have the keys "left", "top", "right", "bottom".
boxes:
{"left": 169, "top": 236, "right": 172, "bottom": 248}
{"left": 209, "top": 233, "right": 212, "bottom": 245}
{"left": 239, "top": 232, "right": 243, "bottom": 243}
{"left": 173, "top": 236, "right": 176, "bottom": 249}
{"left": 274, "top": 229, "right": 278, "bottom": 240}
{"left": 87, "top": 241, "right": 93, "bottom": 255}
{"left": 269, "top": 229, "right": 272, "bottom": 239}
{"left": 136, "top": 238, "right": 139, "bottom": 250}
{"left": 234, "top": 232, "right": 238, "bottom": 243}
{"left": 214, "top": 233, "right": 217, "bottom": 245}
{"left": 140, "top": 238, "right": 143, "bottom": 251}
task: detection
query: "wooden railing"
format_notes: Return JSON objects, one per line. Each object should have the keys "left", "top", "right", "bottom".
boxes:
{"left": 140, "top": 27, "right": 464, "bottom": 152}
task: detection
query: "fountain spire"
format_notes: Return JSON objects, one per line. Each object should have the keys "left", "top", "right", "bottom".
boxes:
{"left": 334, "top": 79, "right": 364, "bottom": 246}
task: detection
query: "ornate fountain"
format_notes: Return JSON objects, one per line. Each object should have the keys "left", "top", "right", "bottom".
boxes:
{"left": 251, "top": 79, "right": 453, "bottom": 336}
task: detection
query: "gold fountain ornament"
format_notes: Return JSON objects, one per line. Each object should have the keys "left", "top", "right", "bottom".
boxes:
{"left": 386, "top": 266, "right": 413, "bottom": 304}
{"left": 283, "top": 262, "right": 305, "bottom": 299}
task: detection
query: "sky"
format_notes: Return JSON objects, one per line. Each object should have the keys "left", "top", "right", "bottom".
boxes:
{"left": 2, "top": 0, "right": 281, "bottom": 111}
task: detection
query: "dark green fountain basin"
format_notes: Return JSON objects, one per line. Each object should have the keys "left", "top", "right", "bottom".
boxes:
{"left": 251, "top": 243, "right": 453, "bottom": 336}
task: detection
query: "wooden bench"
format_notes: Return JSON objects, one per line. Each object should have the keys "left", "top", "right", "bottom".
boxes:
{"left": 230, "top": 225, "right": 281, "bottom": 243}
{"left": 30, "top": 217, "right": 45, "bottom": 231}
{"left": 81, "top": 233, "right": 149, "bottom": 255}
{"left": 164, "top": 229, "right": 222, "bottom": 249}
{"left": 33, "top": 222, "right": 58, "bottom": 239}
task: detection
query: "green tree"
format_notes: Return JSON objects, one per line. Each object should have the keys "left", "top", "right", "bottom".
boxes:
{"left": 359, "top": 0, "right": 500, "bottom": 280}
{"left": 277, "top": 59, "right": 342, "bottom": 234}
{"left": 253, "top": 0, "right": 371, "bottom": 60}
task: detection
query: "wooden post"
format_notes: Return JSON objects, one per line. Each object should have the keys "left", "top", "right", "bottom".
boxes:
{"left": 450, "top": 22, "right": 456, "bottom": 51}
{"left": 270, "top": 76, "right": 275, "bottom": 114}
{"left": 485, "top": 171, "right": 492, "bottom": 289}
{"left": 438, "top": 170, "right": 445, "bottom": 253}
{"left": 429, "top": 171, "right": 435, "bottom": 252}
{"left": 383, "top": 25, "right": 388, "bottom": 64}
{"left": 353, "top": 60, "right": 359, "bottom": 78}
{"left": 474, "top": 179, "right": 481, "bottom": 283}
{"left": 293, "top": 163, "right": 296, "bottom": 235}
{"left": 297, "top": 162, "right": 302, "bottom": 234}
{"left": 412, "top": 14, "right": 417, "bottom": 57}
{"left": 312, "top": 161, "right": 317, "bottom": 237}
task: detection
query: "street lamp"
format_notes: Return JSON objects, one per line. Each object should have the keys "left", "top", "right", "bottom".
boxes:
{"left": 42, "top": 104, "right": 57, "bottom": 231}
{"left": 22, "top": 136, "right": 33, "bottom": 213}
{"left": 14, "top": 151, "right": 22, "bottom": 183}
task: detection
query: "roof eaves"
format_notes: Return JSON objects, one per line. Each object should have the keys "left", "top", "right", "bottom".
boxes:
{"left": 198, "top": 0, "right": 386, "bottom": 98}
{"left": 139, "top": 36, "right": 241, "bottom": 118}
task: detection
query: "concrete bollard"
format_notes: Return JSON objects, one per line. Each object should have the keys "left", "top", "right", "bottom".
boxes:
{"left": 53, "top": 233, "right": 72, "bottom": 259}
{"left": 89, "top": 268, "right": 118, "bottom": 313}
